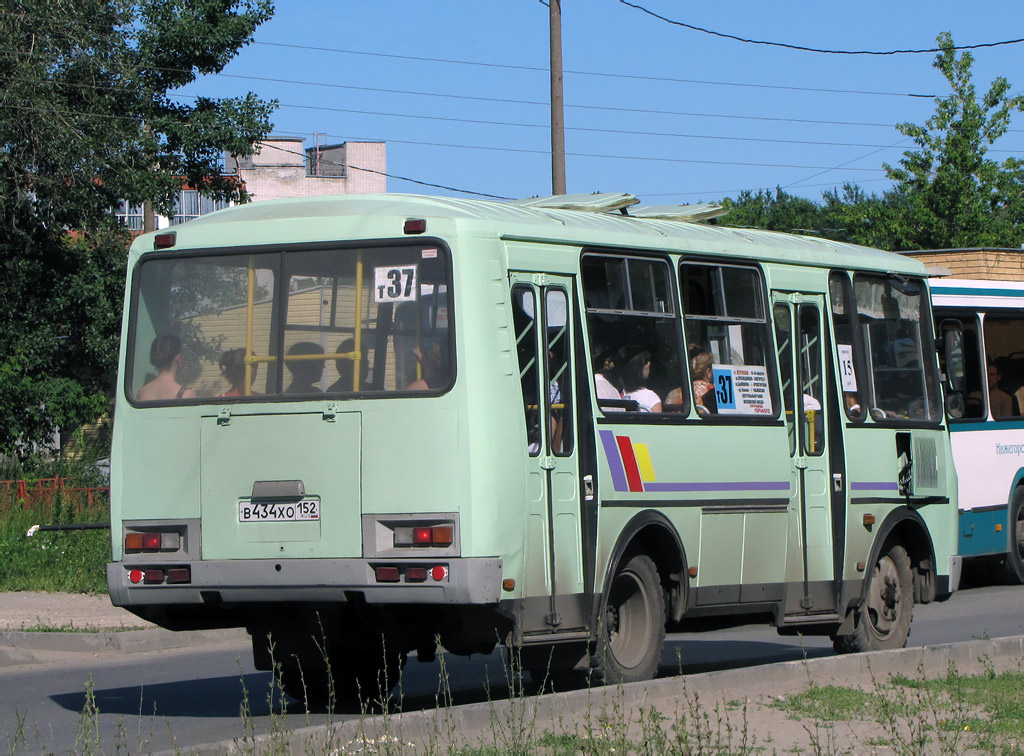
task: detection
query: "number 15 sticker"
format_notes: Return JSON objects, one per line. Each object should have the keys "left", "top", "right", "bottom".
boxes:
{"left": 374, "top": 265, "right": 418, "bottom": 302}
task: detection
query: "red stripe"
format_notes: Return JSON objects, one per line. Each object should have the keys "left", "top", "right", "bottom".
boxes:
{"left": 616, "top": 436, "right": 644, "bottom": 492}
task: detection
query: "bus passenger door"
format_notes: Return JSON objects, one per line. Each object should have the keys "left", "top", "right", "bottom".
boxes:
{"left": 510, "top": 275, "right": 585, "bottom": 635}
{"left": 773, "top": 294, "right": 837, "bottom": 616}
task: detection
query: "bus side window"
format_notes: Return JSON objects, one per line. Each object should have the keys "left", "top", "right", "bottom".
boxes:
{"left": 829, "top": 272, "right": 865, "bottom": 422}
{"left": 512, "top": 285, "right": 542, "bottom": 455}
{"left": 581, "top": 253, "right": 686, "bottom": 416}
{"left": 681, "top": 262, "right": 776, "bottom": 420}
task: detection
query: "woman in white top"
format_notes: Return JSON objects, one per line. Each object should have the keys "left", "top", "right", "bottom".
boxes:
{"left": 619, "top": 347, "right": 662, "bottom": 413}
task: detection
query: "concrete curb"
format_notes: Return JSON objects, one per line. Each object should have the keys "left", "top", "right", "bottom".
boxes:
{"left": 0, "top": 627, "right": 247, "bottom": 656}
{"left": 167, "top": 634, "right": 1024, "bottom": 755}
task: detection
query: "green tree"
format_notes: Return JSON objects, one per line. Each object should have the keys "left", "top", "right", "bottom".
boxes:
{"left": 718, "top": 187, "right": 824, "bottom": 235}
{"left": 0, "top": 0, "right": 276, "bottom": 454}
{"left": 883, "top": 32, "right": 1024, "bottom": 250}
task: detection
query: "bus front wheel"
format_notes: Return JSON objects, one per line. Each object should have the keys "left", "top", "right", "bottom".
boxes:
{"left": 591, "top": 553, "right": 665, "bottom": 684}
{"left": 996, "top": 488, "right": 1024, "bottom": 584}
{"left": 834, "top": 542, "right": 913, "bottom": 654}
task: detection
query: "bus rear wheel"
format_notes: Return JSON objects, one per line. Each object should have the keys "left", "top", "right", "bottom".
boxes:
{"left": 591, "top": 553, "right": 665, "bottom": 684}
{"left": 834, "top": 542, "right": 913, "bottom": 654}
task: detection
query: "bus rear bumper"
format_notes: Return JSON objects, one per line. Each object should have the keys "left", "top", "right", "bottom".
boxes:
{"left": 107, "top": 557, "right": 503, "bottom": 608}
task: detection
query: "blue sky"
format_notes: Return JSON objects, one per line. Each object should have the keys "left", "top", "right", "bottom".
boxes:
{"left": 180, "top": 0, "right": 1024, "bottom": 205}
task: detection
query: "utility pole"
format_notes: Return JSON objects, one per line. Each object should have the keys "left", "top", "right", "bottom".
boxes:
{"left": 549, "top": 0, "right": 566, "bottom": 195}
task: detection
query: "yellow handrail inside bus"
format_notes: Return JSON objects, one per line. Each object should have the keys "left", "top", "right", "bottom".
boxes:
{"left": 354, "top": 253, "right": 364, "bottom": 391}
{"left": 245, "top": 256, "right": 255, "bottom": 395}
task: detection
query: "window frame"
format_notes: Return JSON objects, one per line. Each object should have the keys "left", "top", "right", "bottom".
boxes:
{"left": 124, "top": 238, "right": 456, "bottom": 407}
{"left": 849, "top": 272, "right": 944, "bottom": 428}
{"left": 679, "top": 257, "right": 781, "bottom": 423}
{"left": 580, "top": 248, "right": 689, "bottom": 420}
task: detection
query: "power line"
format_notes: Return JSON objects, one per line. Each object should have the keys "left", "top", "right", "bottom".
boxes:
{"left": 619, "top": 1, "right": 1024, "bottom": 55}
{"left": 249, "top": 40, "right": 937, "bottom": 98}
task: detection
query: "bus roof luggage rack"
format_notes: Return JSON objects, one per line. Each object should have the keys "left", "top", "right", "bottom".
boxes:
{"left": 507, "top": 193, "right": 727, "bottom": 223}
{"left": 627, "top": 203, "right": 728, "bottom": 222}
{"left": 507, "top": 193, "right": 640, "bottom": 213}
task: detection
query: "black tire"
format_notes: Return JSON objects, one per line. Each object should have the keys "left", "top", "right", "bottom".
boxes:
{"left": 591, "top": 553, "right": 665, "bottom": 684}
{"left": 834, "top": 542, "right": 914, "bottom": 654}
{"left": 996, "top": 488, "right": 1024, "bottom": 585}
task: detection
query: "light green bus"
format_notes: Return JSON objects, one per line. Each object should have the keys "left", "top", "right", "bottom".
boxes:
{"left": 108, "top": 192, "right": 961, "bottom": 704}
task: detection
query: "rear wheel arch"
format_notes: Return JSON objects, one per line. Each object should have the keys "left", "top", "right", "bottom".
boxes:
{"left": 598, "top": 510, "right": 687, "bottom": 625}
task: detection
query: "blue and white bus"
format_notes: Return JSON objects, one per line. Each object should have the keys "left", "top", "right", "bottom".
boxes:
{"left": 932, "top": 278, "right": 1024, "bottom": 581}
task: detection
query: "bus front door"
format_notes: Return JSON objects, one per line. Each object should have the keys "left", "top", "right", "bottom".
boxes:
{"left": 773, "top": 294, "right": 838, "bottom": 616}
{"left": 510, "top": 275, "right": 585, "bottom": 635}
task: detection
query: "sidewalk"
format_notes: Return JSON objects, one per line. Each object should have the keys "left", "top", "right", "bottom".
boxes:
{"left": 0, "top": 591, "right": 153, "bottom": 632}
{"left": 0, "top": 592, "right": 246, "bottom": 661}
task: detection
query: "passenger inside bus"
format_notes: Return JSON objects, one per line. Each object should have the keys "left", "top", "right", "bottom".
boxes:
{"left": 690, "top": 350, "right": 717, "bottom": 415}
{"left": 138, "top": 334, "right": 196, "bottom": 401}
{"left": 407, "top": 341, "right": 449, "bottom": 390}
{"left": 284, "top": 342, "right": 325, "bottom": 394}
{"left": 326, "top": 338, "right": 369, "bottom": 393}
{"left": 619, "top": 346, "right": 662, "bottom": 413}
{"left": 218, "top": 348, "right": 256, "bottom": 397}
{"left": 592, "top": 346, "right": 624, "bottom": 409}
{"left": 986, "top": 358, "right": 1018, "bottom": 417}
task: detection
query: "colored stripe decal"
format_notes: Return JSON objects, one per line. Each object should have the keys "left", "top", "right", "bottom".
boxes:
{"left": 949, "top": 420, "right": 1024, "bottom": 432}
{"left": 850, "top": 481, "right": 899, "bottom": 491}
{"left": 616, "top": 435, "right": 645, "bottom": 492}
{"left": 645, "top": 481, "right": 791, "bottom": 492}
{"left": 599, "top": 430, "right": 628, "bottom": 492}
{"left": 932, "top": 286, "right": 1024, "bottom": 298}
{"left": 634, "top": 443, "right": 656, "bottom": 482}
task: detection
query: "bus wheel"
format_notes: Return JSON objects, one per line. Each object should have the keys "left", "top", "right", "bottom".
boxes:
{"left": 592, "top": 553, "right": 665, "bottom": 684}
{"left": 834, "top": 543, "right": 913, "bottom": 653}
{"left": 997, "top": 489, "right": 1024, "bottom": 584}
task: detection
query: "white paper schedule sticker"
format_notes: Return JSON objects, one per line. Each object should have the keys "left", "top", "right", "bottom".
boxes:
{"left": 374, "top": 265, "right": 418, "bottom": 303}
{"left": 837, "top": 344, "right": 858, "bottom": 391}
{"left": 711, "top": 364, "right": 773, "bottom": 415}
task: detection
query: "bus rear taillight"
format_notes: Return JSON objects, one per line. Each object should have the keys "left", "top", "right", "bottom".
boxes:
{"left": 396, "top": 525, "right": 453, "bottom": 547}
{"left": 124, "top": 531, "right": 181, "bottom": 553}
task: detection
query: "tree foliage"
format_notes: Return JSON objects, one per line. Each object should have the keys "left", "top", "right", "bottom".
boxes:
{"left": 0, "top": 0, "right": 275, "bottom": 454}
{"left": 717, "top": 33, "right": 1024, "bottom": 253}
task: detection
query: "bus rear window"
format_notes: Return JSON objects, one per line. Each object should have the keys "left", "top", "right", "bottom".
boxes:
{"left": 127, "top": 244, "right": 453, "bottom": 402}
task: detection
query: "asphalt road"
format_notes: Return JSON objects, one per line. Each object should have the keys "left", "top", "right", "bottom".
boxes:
{"left": 2, "top": 581, "right": 1024, "bottom": 754}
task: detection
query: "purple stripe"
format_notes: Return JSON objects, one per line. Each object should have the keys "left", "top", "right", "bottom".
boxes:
{"left": 599, "top": 430, "right": 628, "bottom": 492}
{"left": 645, "top": 481, "right": 791, "bottom": 492}
{"left": 850, "top": 481, "right": 899, "bottom": 491}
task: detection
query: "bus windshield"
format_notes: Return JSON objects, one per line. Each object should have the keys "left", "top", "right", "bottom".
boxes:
{"left": 126, "top": 243, "right": 453, "bottom": 402}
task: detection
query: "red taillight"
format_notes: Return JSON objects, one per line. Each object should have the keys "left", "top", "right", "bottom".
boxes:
{"left": 375, "top": 566, "right": 400, "bottom": 582}
{"left": 166, "top": 567, "right": 191, "bottom": 584}
{"left": 142, "top": 533, "right": 161, "bottom": 551}
{"left": 125, "top": 533, "right": 143, "bottom": 552}
{"left": 129, "top": 569, "right": 144, "bottom": 584}
{"left": 406, "top": 567, "right": 428, "bottom": 582}
{"left": 153, "top": 232, "right": 176, "bottom": 249}
{"left": 143, "top": 569, "right": 165, "bottom": 584}
{"left": 413, "top": 527, "right": 432, "bottom": 545}
{"left": 404, "top": 218, "right": 426, "bottom": 234}
{"left": 431, "top": 565, "right": 448, "bottom": 582}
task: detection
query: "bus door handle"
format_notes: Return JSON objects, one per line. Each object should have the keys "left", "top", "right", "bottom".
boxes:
{"left": 833, "top": 473, "right": 844, "bottom": 492}
{"left": 217, "top": 407, "right": 231, "bottom": 426}
{"left": 583, "top": 475, "right": 594, "bottom": 501}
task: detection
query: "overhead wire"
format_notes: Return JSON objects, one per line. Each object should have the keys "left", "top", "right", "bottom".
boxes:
{"left": 618, "top": 1, "right": 1024, "bottom": 55}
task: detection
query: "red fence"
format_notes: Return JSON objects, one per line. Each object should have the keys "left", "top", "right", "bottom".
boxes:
{"left": 0, "top": 477, "right": 110, "bottom": 512}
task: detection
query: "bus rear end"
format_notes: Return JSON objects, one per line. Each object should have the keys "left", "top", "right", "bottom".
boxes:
{"left": 107, "top": 222, "right": 506, "bottom": 704}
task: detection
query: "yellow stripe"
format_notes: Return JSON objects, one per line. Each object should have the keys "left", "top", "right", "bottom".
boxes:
{"left": 634, "top": 443, "right": 656, "bottom": 482}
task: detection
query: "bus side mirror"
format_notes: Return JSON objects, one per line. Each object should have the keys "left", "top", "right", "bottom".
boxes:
{"left": 940, "top": 321, "right": 966, "bottom": 394}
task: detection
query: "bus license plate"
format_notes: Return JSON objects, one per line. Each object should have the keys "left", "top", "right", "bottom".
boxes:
{"left": 238, "top": 499, "right": 320, "bottom": 522}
